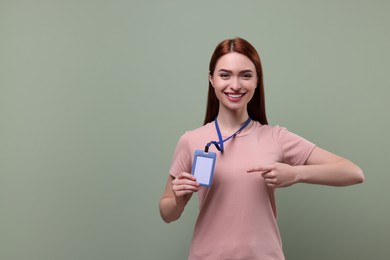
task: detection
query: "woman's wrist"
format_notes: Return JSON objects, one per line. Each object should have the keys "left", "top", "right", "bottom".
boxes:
{"left": 293, "top": 165, "right": 307, "bottom": 184}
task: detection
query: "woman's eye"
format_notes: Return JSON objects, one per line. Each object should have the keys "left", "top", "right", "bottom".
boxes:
{"left": 242, "top": 74, "right": 253, "bottom": 79}
{"left": 219, "top": 73, "right": 230, "bottom": 79}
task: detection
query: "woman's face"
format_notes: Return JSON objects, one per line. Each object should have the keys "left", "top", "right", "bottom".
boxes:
{"left": 210, "top": 52, "right": 257, "bottom": 114}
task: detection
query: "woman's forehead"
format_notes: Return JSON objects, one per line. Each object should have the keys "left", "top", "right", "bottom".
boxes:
{"left": 215, "top": 52, "right": 255, "bottom": 71}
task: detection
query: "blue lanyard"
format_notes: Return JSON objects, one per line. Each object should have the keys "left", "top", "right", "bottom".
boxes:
{"left": 205, "top": 117, "right": 252, "bottom": 153}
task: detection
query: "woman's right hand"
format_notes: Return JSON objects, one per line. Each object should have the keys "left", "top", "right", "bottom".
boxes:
{"left": 171, "top": 172, "right": 200, "bottom": 207}
{"left": 159, "top": 172, "right": 200, "bottom": 223}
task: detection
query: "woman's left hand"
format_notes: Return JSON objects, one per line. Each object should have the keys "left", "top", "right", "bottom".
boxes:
{"left": 247, "top": 163, "right": 298, "bottom": 188}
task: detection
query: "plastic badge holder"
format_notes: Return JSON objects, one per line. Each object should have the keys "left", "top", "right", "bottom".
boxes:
{"left": 191, "top": 150, "right": 216, "bottom": 187}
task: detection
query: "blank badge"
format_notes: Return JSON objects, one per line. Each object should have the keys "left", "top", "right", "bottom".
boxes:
{"left": 191, "top": 150, "right": 216, "bottom": 187}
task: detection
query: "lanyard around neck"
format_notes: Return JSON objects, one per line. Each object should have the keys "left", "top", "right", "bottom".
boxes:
{"left": 205, "top": 117, "right": 252, "bottom": 153}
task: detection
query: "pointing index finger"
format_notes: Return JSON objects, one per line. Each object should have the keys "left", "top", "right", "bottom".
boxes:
{"left": 246, "top": 165, "right": 274, "bottom": 174}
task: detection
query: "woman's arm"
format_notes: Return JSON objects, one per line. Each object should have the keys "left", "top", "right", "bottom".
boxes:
{"left": 296, "top": 146, "right": 364, "bottom": 186}
{"left": 247, "top": 147, "right": 364, "bottom": 188}
{"left": 159, "top": 173, "right": 199, "bottom": 223}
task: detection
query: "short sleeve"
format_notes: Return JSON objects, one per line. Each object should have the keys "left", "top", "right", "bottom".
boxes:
{"left": 275, "top": 127, "right": 316, "bottom": 166}
{"left": 169, "top": 132, "right": 192, "bottom": 178}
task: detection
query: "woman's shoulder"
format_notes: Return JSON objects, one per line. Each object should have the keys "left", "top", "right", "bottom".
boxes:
{"left": 176, "top": 122, "right": 214, "bottom": 142}
{"left": 254, "top": 122, "right": 287, "bottom": 134}
{"left": 255, "top": 122, "right": 313, "bottom": 146}
{"left": 186, "top": 123, "right": 214, "bottom": 135}
{"left": 253, "top": 122, "right": 303, "bottom": 142}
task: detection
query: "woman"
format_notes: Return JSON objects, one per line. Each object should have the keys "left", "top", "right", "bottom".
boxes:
{"left": 159, "top": 37, "right": 364, "bottom": 260}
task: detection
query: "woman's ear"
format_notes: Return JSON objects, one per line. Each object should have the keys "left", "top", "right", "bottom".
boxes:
{"left": 209, "top": 73, "right": 214, "bottom": 87}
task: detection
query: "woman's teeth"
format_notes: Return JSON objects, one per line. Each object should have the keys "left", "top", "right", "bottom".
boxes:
{"left": 227, "top": 93, "right": 243, "bottom": 98}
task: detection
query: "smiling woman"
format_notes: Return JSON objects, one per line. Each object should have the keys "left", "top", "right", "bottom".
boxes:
{"left": 159, "top": 37, "right": 364, "bottom": 260}
{"left": 209, "top": 53, "right": 257, "bottom": 124}
{"left": 204, "top": 38, "right": 268, "bottom": 127}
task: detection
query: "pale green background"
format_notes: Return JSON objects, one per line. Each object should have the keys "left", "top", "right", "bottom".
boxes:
{"left": 1, "top": 0, "right": 389, "bottom": 259}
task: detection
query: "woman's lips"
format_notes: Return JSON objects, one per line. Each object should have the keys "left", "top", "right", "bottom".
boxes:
{"left": 225, "top": 92, "right": 245, "bottom": 102}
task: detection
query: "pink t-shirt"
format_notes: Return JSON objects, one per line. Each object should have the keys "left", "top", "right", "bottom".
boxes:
{"left": 169, "top": 121, "right": 315, "bottom": 260}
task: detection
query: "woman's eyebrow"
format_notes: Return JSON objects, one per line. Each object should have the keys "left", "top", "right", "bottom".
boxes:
{"left": 240, "top": 70, "right": 254, "bottom": 73}
{"left": 217, "top": 69, "right": 254, "bottom": 73}
{"left": 217, "top": 69, "right": 232, "bottom": 73}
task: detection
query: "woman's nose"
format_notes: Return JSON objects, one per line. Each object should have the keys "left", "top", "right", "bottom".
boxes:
{"left": 229, "top": 78, "right": 241, "bottom": 91}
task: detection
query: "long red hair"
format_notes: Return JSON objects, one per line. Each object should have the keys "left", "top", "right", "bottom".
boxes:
{"left": 203, "top": 37, "right": 268, "bottom": 125}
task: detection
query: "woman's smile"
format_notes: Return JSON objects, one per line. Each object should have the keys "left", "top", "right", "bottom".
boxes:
{"left": 225, "top": 92, "right": 246, "bottom": 102}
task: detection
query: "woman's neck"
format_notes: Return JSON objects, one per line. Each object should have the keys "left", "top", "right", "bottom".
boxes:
{"left": 217, "top": 107, "right": 250, "bottom": 135}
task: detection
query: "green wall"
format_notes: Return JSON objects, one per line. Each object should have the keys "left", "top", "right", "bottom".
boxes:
{"left": 1, "top": 0, "right": 389, "bottom": 259}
